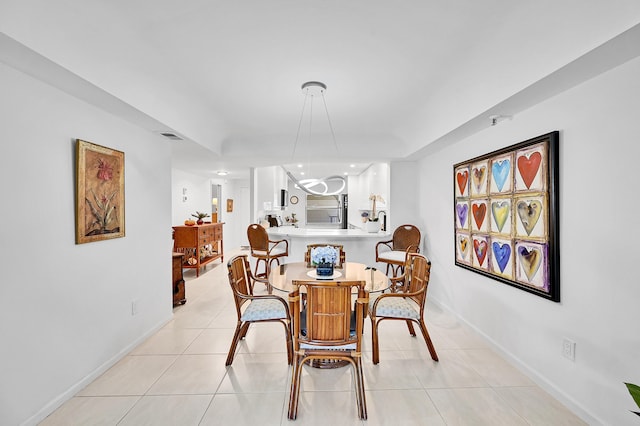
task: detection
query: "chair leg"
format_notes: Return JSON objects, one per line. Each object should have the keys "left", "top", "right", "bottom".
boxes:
{"left": 281, "top": 320, "right": 293, "bottom": 365}
{"left": 371, "top": 317, "right": 381, "bottom": 364}
{"left": 265, "top": 259, "right": 281, "bottom": 294}
{"left": 354, "top": 358, "right": 367, "bottom": 419}
{"left": 239, "top": 321, "right": 250, "bottom": 339}
{"left": 225, "top": 321, "right": 246, "bottom": 366}
{"left": 293, "top": 356, "right": 304, "bottom": 418}
{"left": 287, "top": 357, "right": 298, "bottom": 419}
{"left": 418, "top": 319, "right": 439, "bottom": 361}
{"left": 254, "top": 258, "right": 268, "bottom": 279}
{"left": 405, "top": 320, "right": 417, "bottom": 336}
{"left": 288, "top": 354, "right": 303, "bottom": 420}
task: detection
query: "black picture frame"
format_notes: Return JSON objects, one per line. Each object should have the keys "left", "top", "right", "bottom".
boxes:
{"left": 453, "top": 131, "right": 560, "bottom": 302}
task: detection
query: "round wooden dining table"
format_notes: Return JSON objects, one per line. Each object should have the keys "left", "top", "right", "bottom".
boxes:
{"left": 268, "top": 261, "right": 390, "bottom": 293}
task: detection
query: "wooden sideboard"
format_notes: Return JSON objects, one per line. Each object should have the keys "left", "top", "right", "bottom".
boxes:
{"left": 172, "top": 222, "right": 224, "bottom": 277}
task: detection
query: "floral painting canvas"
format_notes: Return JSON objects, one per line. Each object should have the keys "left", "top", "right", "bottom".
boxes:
{"left": 75, "top": 139, "right": 125, "bottom": 244}
{"left": 453, "top": 131, "right": 559, "bottom": 301}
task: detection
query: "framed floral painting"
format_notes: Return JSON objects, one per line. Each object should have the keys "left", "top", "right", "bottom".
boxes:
{"left": 75, "top": 139, "right": 125, "bottom": 244}
{"left": 453, "top": 131, "right": 560, "bottom": 301}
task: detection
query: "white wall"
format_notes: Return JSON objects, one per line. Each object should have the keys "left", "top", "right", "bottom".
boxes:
{"left": 253, "top": 166, "right": 278, "bottom": 220}
{"left": 419, "top": 56, "right": 640, "bottom": 425}
{"left": 170, "top": 171, "right": 251, "bottom": 256}
{"left": 222, "top": 178, "right": 251, "bottom": 250}
{"left": 389, "top": 161, "right": 424, "bottom": 240}
{"left": 0, "top": 63, "right": 173, "bottom": 425}
{"left": 171, "top": 169, "right": 214, "bottom": 225}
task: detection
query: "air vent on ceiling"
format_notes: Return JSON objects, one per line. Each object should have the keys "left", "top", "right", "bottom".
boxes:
{"left": 159, "top": 132, "right": 183, "bottom": 140}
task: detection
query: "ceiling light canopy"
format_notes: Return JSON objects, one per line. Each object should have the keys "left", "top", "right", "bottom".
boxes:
{"left": 301, "top": 81, "right": 326, "bottom": 95}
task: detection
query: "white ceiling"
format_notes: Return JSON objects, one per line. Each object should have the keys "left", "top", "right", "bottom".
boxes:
{"left": 2, "top": 1, "right": 640, "bottom": 179}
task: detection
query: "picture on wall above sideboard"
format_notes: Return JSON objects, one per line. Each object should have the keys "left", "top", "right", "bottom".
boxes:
{"left": 453, "top": 131, "right": 560, "bottom": 302}
{"left": 75, "top": 139, "right": 125, "bottom": 244}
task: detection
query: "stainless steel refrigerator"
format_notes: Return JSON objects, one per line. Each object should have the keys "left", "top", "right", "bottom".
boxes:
{"left": 305, "top": 194, "right": 347, "bottom": 228}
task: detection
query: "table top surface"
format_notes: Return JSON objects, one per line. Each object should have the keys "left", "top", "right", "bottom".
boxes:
{"left": 269, "top": 261, "right": 390, "bottom": 293}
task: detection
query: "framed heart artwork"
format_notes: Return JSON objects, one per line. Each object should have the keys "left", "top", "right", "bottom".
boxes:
{"left": 453, "top": 131, "right": 560, "bottom": 301}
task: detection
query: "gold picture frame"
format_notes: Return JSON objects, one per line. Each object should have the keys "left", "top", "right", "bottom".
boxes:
{"left": 75, "top": 139, "right": 125, "bottom": 244}
{"left": 226, "top": 199, "right": 234, "bottom": 212}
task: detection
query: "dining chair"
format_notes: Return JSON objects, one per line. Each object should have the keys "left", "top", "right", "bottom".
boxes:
{"left": 288, "top": 279, "right": 369, "bottom": 420}
{"left": 375, "top": 224, "right": 421, "bottom": 276}
{"left": 369, "top": 253, "right": 439, "bottom": 364}
{"left": 225, "top": 255, "right": 293, "bottom": 366}
{"left": 304, "top": 243, "right": 346, "bottom": 268}
{"left": 247, "top": 223, "right": 289, "bottom": 288}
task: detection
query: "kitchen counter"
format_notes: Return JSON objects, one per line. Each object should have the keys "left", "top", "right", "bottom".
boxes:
{"left": 266, "top": 226, "right": 391, "bottom": 266}
{"left": 267, "top": 226, "right": 390, "bottom": 239}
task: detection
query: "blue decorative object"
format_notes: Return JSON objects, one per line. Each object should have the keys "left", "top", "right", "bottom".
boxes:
{"left": 310, "top": 246, "right": 338, "bottom": 265}
{"left": 311, "top": 246, "right": 338, "bottom": 276}
{"left": 316, "top": 262, "right": 334, "bottom": 276}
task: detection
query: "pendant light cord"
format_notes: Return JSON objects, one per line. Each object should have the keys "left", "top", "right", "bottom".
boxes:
{"left": 291, "top": 84, "right": 339, "bottom": 159}
{"left": 291, "top": 88, "right": 310, "bottom": 160}
{"left": 321, "top": 91, "right": 339, "bottom": 153}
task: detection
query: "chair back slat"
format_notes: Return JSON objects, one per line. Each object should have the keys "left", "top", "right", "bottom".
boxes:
{"left": 290, "top": 280, "right": 367, "bottom": 350}
{"left": 247, "top": 224, "right": 269, "bottom": 251}
{"left": 227, "top": 255, "right": 255, "bottom": 311}
{"left": 306, "top": 285, "right": 352, "bottom": 343}
{"left": 405, "top": 254, "right": 431, "bottom": 307}
{"left": 393, "top": 224, "right": 421, "bottom": 251}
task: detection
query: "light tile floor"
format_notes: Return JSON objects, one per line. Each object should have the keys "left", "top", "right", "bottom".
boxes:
{"left": 40, "top": 248, "right": 586, "bottom": 425}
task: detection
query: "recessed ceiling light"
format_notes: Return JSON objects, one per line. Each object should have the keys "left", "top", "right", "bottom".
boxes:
{"left": 297, "top": 164, "right": 303, "bottom": 168}
{"left": 344, "top": 172, "right": 348, "bottom": 175}
{"left": 217, "top": 171, "right": 228, "bottom": 176}
{"left": 300, "top": 171, "right": 305, "bottom": 175}
{"left": 350, "top": 164, "right": 355, "bottom": 168}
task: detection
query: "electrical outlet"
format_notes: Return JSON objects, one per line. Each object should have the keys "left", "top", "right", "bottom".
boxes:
{"left": 131, "top": 300, "right": 139, "bottom": 316}
{"left": 562, "top": 338, "right": 576, "bottom": 361}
